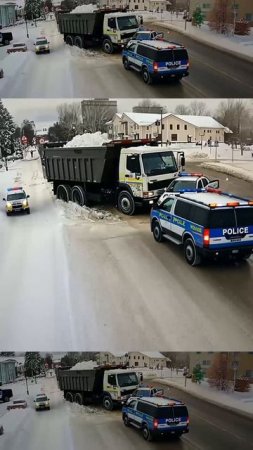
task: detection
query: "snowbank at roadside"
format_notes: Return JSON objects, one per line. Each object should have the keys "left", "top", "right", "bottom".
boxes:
{"left": 64, "top": 132, "right": 110, "bottom": 148}
{"left": 200, "top": 161, "right": 253, "bottom": 183}
{"left": 57, "top": 200, "right": 121, "bottom": 223}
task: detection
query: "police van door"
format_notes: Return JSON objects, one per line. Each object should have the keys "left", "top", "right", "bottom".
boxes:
{"left": 159, "top": 197, "right": 175, "bottom": 235}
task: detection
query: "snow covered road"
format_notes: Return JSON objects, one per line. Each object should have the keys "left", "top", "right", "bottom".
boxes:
{"left": 0, "top": 157, "right": 253, "bottom": 350}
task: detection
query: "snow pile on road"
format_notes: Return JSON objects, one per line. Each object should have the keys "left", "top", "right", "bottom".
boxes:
{"left": 70, "top": 4, "right": 97, "bottom": 13}
{"left": 57, "top": 201, "right": 121, "bottom": 223}
{"left": 200, "top": 162, "right": 253, "bottom": 183}
{"left": 187, "top": 152, "right": 209, "bottom": 160}
{"left": 64, "top": 131, "right": 110, "bottom": 148}
{"left": 70, "top": 360, "right": 98, "bottom": 370}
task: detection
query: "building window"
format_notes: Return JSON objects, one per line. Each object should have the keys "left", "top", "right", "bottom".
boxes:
{"left": 184, "top": 125, "right": 187, "bottom": 130}
{"left": 170, "top": 124, "right": 173, "bottom": 130}
{"left": 177, "top": 124, "right": 180, "bottom": 130}
{"left": 162, "top": 124, "right": 165, "bottom": 130}
{"left": 142, "top": 356, "right": 144, "bottom": 359}
{"left": 171, "top": 134, "right": 177, "bottom": 141}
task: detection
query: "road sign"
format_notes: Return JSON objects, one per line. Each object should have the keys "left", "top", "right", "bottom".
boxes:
{"left": 21, "top": 136, "right": 28, "bottom": 144}
{"left": 32, "top": 137, "right": 37, "bottom": 145}
{"left": 39, "top": 138, "right": 45, "bottom": 144}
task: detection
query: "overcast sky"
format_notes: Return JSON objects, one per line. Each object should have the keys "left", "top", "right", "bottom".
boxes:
{"left": 2, "top": 98, "right": 252, "bottom": 127}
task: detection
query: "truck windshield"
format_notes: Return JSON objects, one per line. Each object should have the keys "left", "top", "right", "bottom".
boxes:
{"left": 117, "top": 16, "right": 138, "bottom": 31}
{"left": 7, "top": 193, "right": 25, "bottom": 200}
{"left": 142, "top": 152, "right": 178, "bottom": 176}
{"left": 117, "top": 372, "right": 138, "bottom": 387}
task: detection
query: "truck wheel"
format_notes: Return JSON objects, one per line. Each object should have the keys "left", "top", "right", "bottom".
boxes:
{"left": 4, "top": 397, "right": 9, "bottom": 402}
{"left": 123, "top": 57, "right": 130, "bottom": 70}
{"left": 65, "top": 35, "right": 73, "bottom": 46}
{"left": 184, "top": 238, "right": 201, "bottom": 266}
{"left": 142, "top": 68, "right": 152, "bottom": 85}
{"left": 56, "top": 184, "right": 71, "bottom": 202}
{"left": 71, "top": 185, "right": 87, "bottom": 207}
{"left": 75, "top": 393, "right": 83, "bottom": 405}
{"left": 4, "top": 40, "right": 10, "bottom": 45}
{"left": 102, "top": 39, "right": 113, "bottom": 54}
{"left": 103, "top": 396, "right": 113, "bottom": 411}
{"left": 74, "top": 36, "right": 83, "bottom": 48}
{"left": 152, "top": 220, "right": 164, "bottom": 243}
{"left": 65, "top": 392, "right": 74, "bottom": 402}
{"left": 142, "top": 425, "right": 152, "bottom": 441}
{"left": 117, "top": 191, "right": 135, "bottom": 215}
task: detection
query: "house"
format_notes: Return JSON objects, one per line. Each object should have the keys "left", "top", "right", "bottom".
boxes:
{"left": 0, "top": 356, "right": 25, "bottom": 377}
{"left": 108, "top": 112, "right": 229, "bottom": 143}
{"left": 99, "top": 0, "right": 171, "bottom": 12}
{"left": 189, "top": 0, "right": 253, "bottom": 22}
{"left": 0, "top": 0, "right": 16, "bottom": 27}
{"left": 0, "top": 360, "right": 16, "bottom": 385}
{"left": 97, "top": 351, "right": 169, "bottom": 368}
{"left": 189, "top": 352, "right": 253, "bottom": 380}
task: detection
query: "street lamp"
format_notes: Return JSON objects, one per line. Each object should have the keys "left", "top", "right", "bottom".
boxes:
{"left": 200, "top": 133, "right": 204, "bottom": 150}
{"left": 25, "top": 15, "right": 29, "bottom": 38}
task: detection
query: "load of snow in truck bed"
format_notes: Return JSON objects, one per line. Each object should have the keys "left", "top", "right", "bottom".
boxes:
{"left": 70, "top": 4, "right": 98, "bottom": 13}
{"left": 64, "top": 131, "right": 110, "bottom": 148}
{"left": 70, "top": 360, "right": 98, "bottom": 370}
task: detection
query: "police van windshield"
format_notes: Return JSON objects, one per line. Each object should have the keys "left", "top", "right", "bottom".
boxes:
{"left": 117, "top": 16, "right": 138, "bottom": 30}
{"left": 142, "top": 152, "right": 177, "bottom": 176}
{"left": 36, "top": 40, "right": 48, "bottom": 45}
{"left": 36, "top": 396, "right": 48, "bottom": 402}
{"left": 7, "top": 193, "right": 25, "bottom": 201}
{"left": 117, "top": 372, "right": 138, "bottom": 387}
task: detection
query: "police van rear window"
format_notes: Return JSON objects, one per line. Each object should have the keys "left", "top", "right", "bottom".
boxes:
{"left": 155, "top": 49, "right": 188, "bottom": 62}
{"left": 235, "top": 207, "right": 253, "bottom": 226}
{"left": 173, "top": 406, "right": 188, "bottom": 417}
{"left": 209, "top": 209, "right": 236, "bottom": 228}
{"left": 155, "top": 406, "right": 174, "bottom": 418}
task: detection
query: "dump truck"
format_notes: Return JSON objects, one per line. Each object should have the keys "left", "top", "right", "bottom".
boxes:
{"left": 58, "top": 9, "right": 139, "bottom": 53}
{"left": 56, "top": 366, "right": 140, "bottom": 410}
{"left": 39, "top": 139, "right": 185, "bottom": 215}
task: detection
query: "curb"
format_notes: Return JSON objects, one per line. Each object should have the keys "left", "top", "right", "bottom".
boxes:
{"left": 152, "top": 21, "right": 253, "bottom": 64}
{"left": 154, "top": 378, "right": 253, "bottom": 421}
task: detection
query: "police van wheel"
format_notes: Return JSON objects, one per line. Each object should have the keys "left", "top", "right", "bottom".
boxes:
{"left": 27, "top": 208, "right": 30, "bottom": 215}
{"left": 102, "top": 39, "right": 113, "bottom": 54}
{"left": 117, "top": 191, "right": 135, "bottom": 215}
{"left": 175, "top": 75, "right": 183, "bottom": 82}
{"left": 6, "top": 212, "right": 11, "bottom": 216}
{"left": 103, "top": 396, "right": 113, "bottom": 411}
{"left": 237, "top": 252, "right": 252, "bottom": 261}
{"left": 184, "top": 238, "right": 201, "bottom": 266}
{"left": 123, "top": 414, "right": 130, "bottom": 426}
{"left": 142, "top": 68, "right": 152, "bottom": 85}
{"left": 142, "top": 425, "right": 152, "bottom": 441}
{"left": 123, "top": 57, "right": 130, "bottom": 70}
{"left": 153, "top": 220, "right": 164, "bottom": 243}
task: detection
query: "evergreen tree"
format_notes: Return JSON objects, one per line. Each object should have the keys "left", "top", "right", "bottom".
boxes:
{"left": 192, "top": 364, "right": 204, "bottom": 384}
{"left": 24, "top": 352, "right": 43, "bottom": 377}
{"left": 192, "top": 7, "right": 204, "bottom": 28}
{"left": 0, "top": 100, "right": 16, "bottom": 159}
{"left": 25, "top": 0, "right": 43, "bottom": 20}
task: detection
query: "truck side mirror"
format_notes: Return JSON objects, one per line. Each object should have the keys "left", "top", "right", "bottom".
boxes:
{"left": 3, "top": 198, "right": 6, "bottom": 201}
{"left": 27, "top": 195, "right": 30, "bottom": 198}
{"left": 180, "top": 156, "right": 185, "bottom": 167}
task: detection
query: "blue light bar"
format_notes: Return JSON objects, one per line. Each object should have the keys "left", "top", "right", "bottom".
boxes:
{"left": 178, "top": 188, "right": 204, "bottom": 194}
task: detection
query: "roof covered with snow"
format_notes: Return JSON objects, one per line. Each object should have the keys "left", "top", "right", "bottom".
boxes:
{"left": 140, "top": 352, "right": 167, "bottom": 359}
{"left": 120, "top": 113, "right": 226, "bottom": 129}
{"left": 174, "top": 115, "right": 225, "bottom": 129}
{"left": 121, "top": 112, "right": 169, "bottom": 126}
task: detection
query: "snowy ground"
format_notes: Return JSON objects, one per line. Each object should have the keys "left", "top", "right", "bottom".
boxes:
{"left": 148, "top": 12, "right": 253, "bottom": 61}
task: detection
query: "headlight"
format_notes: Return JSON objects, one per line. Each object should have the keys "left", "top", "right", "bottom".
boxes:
{"left": 36, "top": 47, "right": 39, "bottom": 50}
{"left": 35, "top": 403, "right": 39, "bottom": 407}
{"left": 7, "top": 202, "right": 12, "bottom": 208}
{"left": 143, "top": 191, "right": 154, "bottom": 198}
{"left": 22, "top": 200, "right": 28, "bottom": 207}
{"left": 45, "top": 401, "right": 49, "bottom": 406}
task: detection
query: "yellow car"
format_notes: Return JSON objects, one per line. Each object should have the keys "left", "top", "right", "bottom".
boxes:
{"left": 3, "top": 187, "right": 30, "bottom": 216}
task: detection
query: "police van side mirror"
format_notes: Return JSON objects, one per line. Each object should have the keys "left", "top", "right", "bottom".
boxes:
{"left": 3, "top": 198, "right": 6, "bottom": 201}
{"left": 27, "top": 195, "right": 30, "bottom": 198}
{"left": 207, "top": 180, "right": 219, "bottom": 189}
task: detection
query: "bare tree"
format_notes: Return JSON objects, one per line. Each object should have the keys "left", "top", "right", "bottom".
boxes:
{"left": 208, "top": 0, "right": 233, "bottom": 34}
{"left": 208, "top": 353, "right": 232, "bottom": 391}
{"left": 133, "top": 99, "right": 167, "bottom": 114}
{"left": 215, "top": 99, "right": 252, "bottom": 149}
{"left": 57, "top": 102, "right": 83, "bottom": 136}
{"left": 174, "top": 104, "right": 190, "bottom": 115}
{"left": 189, "top": 101, "right": 210, "bottom": 116}
{"left": 81, "top": 102, "right": 115, "bottom": 133}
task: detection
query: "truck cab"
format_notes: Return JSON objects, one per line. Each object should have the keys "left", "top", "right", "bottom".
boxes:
{"left": 102, "top": 369, "right": 139, "bottom": 410}
{"left": 117, "top": 146, "right": 185, "bottom": 215}
{"left": 102, "top": 13, "right": 139, "bottom": 53}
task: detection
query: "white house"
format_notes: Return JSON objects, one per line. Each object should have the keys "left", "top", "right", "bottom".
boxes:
{"left": 97, "top": 351, "right": 169, "bottom": 368}
{"left": 108, "top": 112, "right": 229, "bottom": 143}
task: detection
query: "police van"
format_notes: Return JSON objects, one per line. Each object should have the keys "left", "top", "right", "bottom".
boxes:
{"left": 3, "top": 187, "right": 30, "bottom": 216}
{"left": 122, "top": 40, "right": 189, "bottom": 84}
{"left": 122, "top": 396, "right": 189, "bottom": 441}
{"left": 150, "top": 189, "right": 253, "bottom": 265}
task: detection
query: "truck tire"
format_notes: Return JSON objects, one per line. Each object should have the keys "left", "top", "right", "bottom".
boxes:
{"left": 103, "top": 396, "right": 113, "bottom": 411}
{"left": 71, "top": 185, "right": 87, "bottom": 206}
{"left": 3, "top": 397, "right": 9, "bottom": 402}
{"left": 65, "top": 392, "right": 74, "bottom": 402}
{"left": 75, "top": 393, "right": 83, "bottom": 405}
{"left": 184, "top": 238, "right": 201, "bottom": 266}
{"left": 74, "top": 36, "right": 83, "bottom": 48}
{"left": 4, "top": 40, "right": 10, "bottom": 45}
{"left": 117, "top": 190, "right": 135, "bottom": 215}
{"left": 65, "top": 35, "right": 73, "bottom": 46}
{"left": 56, "top": 184, "right": 71, "bottom": 202}
{"left": 102, "top": 39, "right": 113, "bottom": 54}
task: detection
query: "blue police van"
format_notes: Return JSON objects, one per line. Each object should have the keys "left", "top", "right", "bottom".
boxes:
{"left": 151, "top": 189, "right": 253, "bottom": 265}
{"left": 122, "top": 39, "right": 189, "bottom": 84}
{"left": 122, "top": 396, "right": 189, "bottom": 441}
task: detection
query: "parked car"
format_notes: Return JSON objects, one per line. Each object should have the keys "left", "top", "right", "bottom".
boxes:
{"left": 7, "top": 399, "right": 27, "bottom": 410}
{"left": 7, "top": 42, "right": 27, "bottom": 54}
